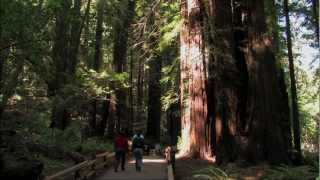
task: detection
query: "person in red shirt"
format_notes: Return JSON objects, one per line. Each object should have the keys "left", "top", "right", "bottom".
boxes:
{"left": 114, "top": 132, "right": 128, "bottom": 172}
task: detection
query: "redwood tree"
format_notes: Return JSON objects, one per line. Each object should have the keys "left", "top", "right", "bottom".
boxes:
{"left": 113, "top": 0, "right": 135, "bottom": 132}
{"left": 180, "top": 0, "right": 210, "bottom": 158}
{"left": 284, "top": 0, "right": 302, "bottom": 163}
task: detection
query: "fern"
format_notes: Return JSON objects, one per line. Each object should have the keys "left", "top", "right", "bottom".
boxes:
{"left": 262, "top": 164, "right": 317, "bottom": 180}
{"left": 193, "top": 166, "right": 231, "bottom": 180}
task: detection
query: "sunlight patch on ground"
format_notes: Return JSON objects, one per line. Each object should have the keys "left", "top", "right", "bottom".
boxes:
{"left": 128, "top": 158, "right": 166, "bottom": 164}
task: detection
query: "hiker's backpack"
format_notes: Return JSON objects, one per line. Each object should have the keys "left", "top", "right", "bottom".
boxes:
{"left": 133, "top": 136, "right": 144, "bottom": 148}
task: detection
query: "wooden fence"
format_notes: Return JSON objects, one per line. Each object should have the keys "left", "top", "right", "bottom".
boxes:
{"left": 44, "top": 152, "right": 114, "bottom": 180}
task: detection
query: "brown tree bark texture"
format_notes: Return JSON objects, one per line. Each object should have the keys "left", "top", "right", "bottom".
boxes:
{"left": 180, "top": 0, "right": 210, "bottom": 159}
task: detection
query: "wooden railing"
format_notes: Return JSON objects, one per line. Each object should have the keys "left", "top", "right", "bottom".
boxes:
{"left": 44, "top": 152, "right": 114, "bottom": 180}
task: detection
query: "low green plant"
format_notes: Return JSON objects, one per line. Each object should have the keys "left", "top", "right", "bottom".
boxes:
{"left": 193, "top": 166, "right": 232, "bottom": 180}
{"left": 262, "top": 164, "right": 317, "bottom": 180}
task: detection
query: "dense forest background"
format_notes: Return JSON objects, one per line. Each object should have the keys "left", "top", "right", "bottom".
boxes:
{"left": 0, "top": 0, "right": 319, "bottom": 178}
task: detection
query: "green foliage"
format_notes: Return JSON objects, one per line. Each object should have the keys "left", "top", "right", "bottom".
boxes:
{"left": 193, "top": 166, "right": 232, "bottom": 180}
{"left": 157, "top": 2, "right": 181, "bottom": 51}
{"left": 262, "top": 165, "right": 318, "bottom": 180}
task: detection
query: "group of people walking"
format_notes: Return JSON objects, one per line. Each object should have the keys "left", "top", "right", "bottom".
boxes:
{"left": 113, "top": 131, "right": 144, "bottom": 172}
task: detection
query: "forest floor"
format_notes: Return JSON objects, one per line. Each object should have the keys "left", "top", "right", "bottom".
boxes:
{"left": 174, "top": 157, "right": 318, "bottom": 180}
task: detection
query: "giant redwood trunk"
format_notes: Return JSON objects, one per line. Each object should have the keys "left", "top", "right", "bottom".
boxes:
{"left": 179, "top": 0, "right": 291, "bottom": 163}
{"left": 209, "top": 0, "right": 239, "bottom": 164}
{"left": 244, "top": 0, "right": 289, "bottom": 163}
{"left": 180, "top": 0, "right": 210, "bottom": 158}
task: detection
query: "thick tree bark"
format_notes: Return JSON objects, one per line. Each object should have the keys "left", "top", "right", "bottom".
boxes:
{"left": 113, "top": 0, "right": 135, "bottom": 132}
{"left": 147, "top": 56, "right": 162, "bottom": 141}
{"left": 283, "top": 0, "right": 302, "bottom": 164}
{"left": 208, "top": 0, "right": 239, "bottom": 164}
{"left": 244, "top": 0, "right": 289, "bottom": 164}
{"left": 180, "top": 0, "right": 209, "bottom": 159}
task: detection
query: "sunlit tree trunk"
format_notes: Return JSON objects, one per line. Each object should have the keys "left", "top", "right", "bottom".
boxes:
{"left": 283, "top": 0, "right": 302, "bottom": 164}
{"left": 180, "top": 0, "right": 209, "bottom": 159}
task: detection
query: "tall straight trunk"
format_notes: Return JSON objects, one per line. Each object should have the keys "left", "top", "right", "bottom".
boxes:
{"left": 93, "top": 0, "right": 104, "bottom": 71}
{"left": 50, "top": 0, "right": 72, "bottom": 130}
{"left": 98, "top": 94, "right": 111, "bottom": 137}
{"left": 91, "top": 0, "right": 105, "bottom": 135}
{"left": 209, "top": 0, "right": 239, "bottom": 164}
{"left": 129, "top": 49, "right": 134, "bottom": 135}
{"left": 69, "top": 0, "right": 82, "bottom": 75}
{"left": 136, "top": 56, "right": 144, "bottom": 132}
{"left": 180, "top": 0, "right": 209, "bottom": 159}
{"left": 265, "top": 0, "right": 293, "bottom": 158}
{"left": 244, "top": 0, "right": 289, "bottom": 164}
{"left": 312, "top": 0, "right": 319, "bottom": 46}
{"left": 283, "top": 0, "right": 302, "bottom": 164}
{"left": 113, "top": 0, "right": 135, "bottom": 132}
{"left": 107, "top": 94, "right": 116, "bottom": 138}
{"left": 147, "top": 56, "right": 162, "bottom": 141}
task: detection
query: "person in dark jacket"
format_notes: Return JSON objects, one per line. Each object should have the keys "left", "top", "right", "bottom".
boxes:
{"left": 114, "top": 132, "right": 128, "bottom": 172}
{"left": 132, "top": 132, "right": 144, "bottom": 171}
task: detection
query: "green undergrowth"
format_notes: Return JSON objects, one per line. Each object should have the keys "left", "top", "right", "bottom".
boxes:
{"left": 2, "top": 107, "right": 113, "bottom": 176}
{"left": 262, "top": 164, "right": 318, "bottom": 180}
{"left": 192, "top": 160, "right": 319, "bottom": 180}
{"left": 37, "top": 155, "right": 73, "bottom": 176}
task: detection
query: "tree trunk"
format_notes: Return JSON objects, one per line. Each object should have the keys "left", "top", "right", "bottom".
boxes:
{"left": 180, "top": 0, "right": 209, "bottom": 159}
{"left": 136, "top": 56, "right": 144, "bottom": 132}
{"left": 312, "top": 0, "right": 319, "bottom": 46}
{"left": 147, "top": 56, "right": 162, "bottom": 141}
{"left": 107, "top": 94, "right": 116, "bottom": 138}
{"left": 244, "top": 0, "right": 289, "bottom": 164}
{"left": 69, "top": 0, "right": 82, "bottom": 75}
{"left": 208, "top": 0, "right": 239, "bottom": 164}
{"left": 93, "top": 0, "right": 105, "bottom": 71}
{"left": 90, "top": 0, "right": 106, "bottom": 135}
{"left": 97, "top": 94, "right": 111, "bottom": 137}
{"left": 283, "top": 0, "right": 302, "bottom": 164}
{"left": 50, "top": 0, "right": 72, "bottom": 130}
{"left": 129, "top": 49, "right": 134, "bottom": 135}
{"left": 113, "top": 0, "right": 135, "bottom": 132}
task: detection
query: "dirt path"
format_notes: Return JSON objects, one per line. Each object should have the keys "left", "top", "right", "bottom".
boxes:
{"left": 94, "top": 156, "right": 167, "bottom": 180}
